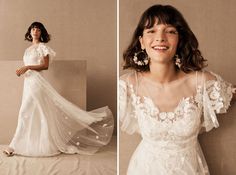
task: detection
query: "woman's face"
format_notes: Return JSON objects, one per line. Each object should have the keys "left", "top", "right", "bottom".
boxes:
{"left": 139, "top": 21, "right": 179, "bottom": 65}
{"left": 30, "top": 27, "right": 41, "bottom": 41}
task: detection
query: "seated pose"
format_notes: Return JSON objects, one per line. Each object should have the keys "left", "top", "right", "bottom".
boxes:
{"left": 4, "top": 22, "right": 114, "bottom": 157}
{"left": 120, "top": 5, "right": 235, "bottom": 175}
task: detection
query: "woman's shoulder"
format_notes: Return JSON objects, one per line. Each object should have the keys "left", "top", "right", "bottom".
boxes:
{"left": 38, "top": 42, "right": 50, "bottom": 49}
{"left": 196, "top": 70, "right": 222, "bottom": 82}
{"left": 119, "top": 70, "right": 138, "bottom": 87}
{"left": 119, "top": 71, "right": 137, "bottom": 82}
{"left": 176, "top": 70, "right": 214, "bottom": 89}
{"left": 37, "top": 43, "right": 56, "bottom": 57}
{"left": 193, "top": 70, "right": 230, "bottom": 89}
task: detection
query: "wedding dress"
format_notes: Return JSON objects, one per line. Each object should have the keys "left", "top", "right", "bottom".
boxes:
{"left": 119, "top": 71, "right": 235, "bottom": 175}
{"left": 9, "top": 43, "right": 114, "bottom": 157}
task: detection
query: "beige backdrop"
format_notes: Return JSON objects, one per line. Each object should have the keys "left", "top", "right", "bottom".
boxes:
{"left": 119, "top": 0, "right": 236, "bottom": 175}
{"left": 0, "top": 0, "right": 117, "bottom": 139}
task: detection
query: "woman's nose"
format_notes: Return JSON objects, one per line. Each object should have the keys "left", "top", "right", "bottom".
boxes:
{"left": 155, "top": 31, "right": 166, "bottom": 42}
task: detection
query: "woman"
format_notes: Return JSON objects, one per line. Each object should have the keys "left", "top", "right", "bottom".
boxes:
{"left": 120, "top": 5, "right": 236, "bottom": 175}
{"left": 4, "top": 22, "right": 114, "bottom": 157}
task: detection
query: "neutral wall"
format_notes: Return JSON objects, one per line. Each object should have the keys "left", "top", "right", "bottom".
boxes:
{"left": 120, "top": 0, "right": 236, "bottom": 175}
{"left": 0, "top": 0, "right": 117, "bottom": 135}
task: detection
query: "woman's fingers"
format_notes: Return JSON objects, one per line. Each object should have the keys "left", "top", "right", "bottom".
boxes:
{"left": 16, "top": 71, "right": 21, "bottom": 76}
{"left": 16, "top": 68, "right": 25, "bottom": 76}
{"left": 16, "top": 66, "right": 29, "bottom": 76}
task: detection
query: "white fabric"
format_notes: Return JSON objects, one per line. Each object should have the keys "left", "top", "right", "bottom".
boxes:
{"left": 119, "top": 71, "right": 235, "bottom": 175}
{"left": 23, "top": 43, "right": 56, "bottom": 65}
{"left": 0, "top": 137, "right": 116, "bottom": 175}
{"left": 9, "top": 43, "right": 114, "bottom": 157}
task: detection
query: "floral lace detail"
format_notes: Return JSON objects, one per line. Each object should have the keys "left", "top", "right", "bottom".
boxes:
{"left": 129, "top": 84, "right": 141, "bottom": 119}
{"left": 119, "top": 81, "right": 136, "bottom": 120}
{"left": 23, "top": 43, "right": 56, "bottom": 66}
{"left": 120, "top": 71, "right": 234, "bottom": 175}
{"left": 119, "top": 80, "right": 140, "bottom": 134}
{"left": 119, "top": 80, "right": 126, "bottom": 101}
{"left": 194, "top": 86, "right": 203, "bottom": 104}
{"left": 129, "top": 84, "right": 199, "bottom": 124}
{"left": 205, "top": 78, "right": 235, "bottom": 113}
{"left": 36, "top": 43, "right": 56, "bottom": 58}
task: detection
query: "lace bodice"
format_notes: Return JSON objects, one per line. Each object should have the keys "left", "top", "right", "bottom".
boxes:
{"left": 120, "top": 71, "right": 235, "bottom": 175}
{"left": 23, "top": 43, "right": 56, "bottom": 66}
{"left": 120, "top": 71, "right": 235, "bottom": 138}
{"left": 119, "top": 72, "right": 235, "bottom": 175}
{"left": 130, "top": 86, "right": 201, "bottom": 144}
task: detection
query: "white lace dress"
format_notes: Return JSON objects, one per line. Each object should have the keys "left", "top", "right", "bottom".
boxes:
{"left": 9, "top": 43, "right": 114, "bottom": 157}
{"left": 119, "top": 71, "right": 235, "bottom": 175}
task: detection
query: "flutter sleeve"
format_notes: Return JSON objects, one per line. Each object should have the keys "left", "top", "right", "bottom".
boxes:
{"left": 37, "top": 43, "right": 56, "bottom": 63}
{"left": 201, "top": 71, "right": 236, "bottom": 132}
{"left": 119, "top": 73, "right": 139, "bottom": 134}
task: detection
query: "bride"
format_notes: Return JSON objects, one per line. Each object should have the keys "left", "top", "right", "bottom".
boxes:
{"left": 3, "top": 22, "right": 114, "bottom": 157}
{"left": 120, "top": 4, "right": 235, "bottom": 175}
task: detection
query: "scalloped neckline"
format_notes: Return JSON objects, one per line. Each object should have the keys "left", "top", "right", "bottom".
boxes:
{"left": 130, "top": 85, "right": 200, "bottom": 115}
{"left": 27, "top": 43, "right": 42, "bottom": 51}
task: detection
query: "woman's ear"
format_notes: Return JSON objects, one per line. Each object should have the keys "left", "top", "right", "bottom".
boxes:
{"left": 139, "top": 36, "right": 145, "bottom": 50}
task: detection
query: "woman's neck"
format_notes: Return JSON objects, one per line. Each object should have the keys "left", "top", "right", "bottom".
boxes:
{"left": 32, "top": 39, "right": 40, "bottom": 45}
{"left": 144, "top": 62, "right": 180, "bottom": 84}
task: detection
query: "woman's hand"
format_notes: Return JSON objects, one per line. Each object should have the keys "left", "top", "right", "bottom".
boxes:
{"left": 16, "top": 66, "right": 29, "bottom": 76}
{"left": 15, "top": 56, "right": 49, "bottom": 76}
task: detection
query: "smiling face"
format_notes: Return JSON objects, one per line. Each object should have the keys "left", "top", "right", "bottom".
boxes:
{"left": 30, "top": 27, "right": 41, "bottom": 41}
{"left": 139, "top": 21, "right": 179, "bottom": 65}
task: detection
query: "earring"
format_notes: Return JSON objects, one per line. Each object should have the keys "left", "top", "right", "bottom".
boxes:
{"left": 133, "top": 49, "right": 149, "bottom": 66}
{"left": 175, "top": 54, "right": 182, "bottom": 68}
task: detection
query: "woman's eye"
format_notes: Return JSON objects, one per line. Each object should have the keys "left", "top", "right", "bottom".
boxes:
{"left": 147, "top": 30, "right": 155, "bottom": 34}
{"left": 166, "top": 30, "right": 178, "bottom": 34}
{"left": 33, "top": 28, "right": 40, "bottom": 32}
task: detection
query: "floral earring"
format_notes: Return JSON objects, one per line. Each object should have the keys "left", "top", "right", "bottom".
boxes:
{"left": 174, "top": 54, "right": 182, "bottom": 69}
{"left": 133, "top": 49, "right": 149, "bottom": 66}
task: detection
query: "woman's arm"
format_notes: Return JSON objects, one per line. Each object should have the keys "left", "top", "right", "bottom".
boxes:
{"left": 16, "top": 56, "right": 49, "bottom": 76}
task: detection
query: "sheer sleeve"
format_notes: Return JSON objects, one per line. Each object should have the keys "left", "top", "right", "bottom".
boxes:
{"left": 37, "top": 43, "right": 56, "bottom": 63}
{"left": 119, "top": 73, "right": 139, "bottom": 134}
{"left": 201, "top": 71, "right": 236, "bottom": 132}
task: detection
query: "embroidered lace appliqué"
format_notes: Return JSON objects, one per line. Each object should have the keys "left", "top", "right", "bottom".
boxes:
{"left": 129, "top": 84, "right": 199, "bottom": 123}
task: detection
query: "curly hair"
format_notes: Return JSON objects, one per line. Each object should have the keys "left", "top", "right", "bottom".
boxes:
{"left": 123, "top": 4, "right": 207, "bottom": 73}
{"left": 25, "top": 22, "right": 51, "bottom": 43}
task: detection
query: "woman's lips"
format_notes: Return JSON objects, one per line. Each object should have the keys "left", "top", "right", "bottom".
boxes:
{"left": 152, "top": 45, "right": 169, "bottom": 51}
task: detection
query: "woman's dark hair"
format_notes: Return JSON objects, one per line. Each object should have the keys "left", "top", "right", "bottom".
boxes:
{"left": 123, "top": 5, "right": 207, "bottom": 73}
{"left": 25, "top": 22, "right": 50, "bottom": 43}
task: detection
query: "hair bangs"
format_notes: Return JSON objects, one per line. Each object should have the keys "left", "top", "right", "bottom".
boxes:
{"left": 25, "top": 21, "right": 51, "bottom": 43}
{"left": 123, "top": 4, "right": 207, "bottom": 72}
{"left": 30, "top": 22, "right": 43, "bottom": 30}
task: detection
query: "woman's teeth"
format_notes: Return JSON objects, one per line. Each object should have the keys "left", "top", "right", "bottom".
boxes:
{"left": 153, "top": 46, "right": 169, "bottom": 50}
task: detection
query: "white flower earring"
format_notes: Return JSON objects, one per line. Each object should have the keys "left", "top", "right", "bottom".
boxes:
{"left": 175, "top": 54, "right": 182, "bottom": 69}
{"left": 133, "top": 49, "right": 149, "bottom": 66}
